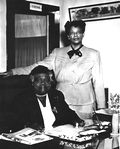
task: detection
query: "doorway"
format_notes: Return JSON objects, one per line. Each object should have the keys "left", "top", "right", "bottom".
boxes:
{"left": 15, "top": 14, "right": 48, "bottom": 68}
{"left": 7, "top": 0, "right": 59, "bottom": 70}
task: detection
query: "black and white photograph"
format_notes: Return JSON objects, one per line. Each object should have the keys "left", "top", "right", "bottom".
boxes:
{"left": 69, "top": 1, "right": 120, "bottom": 21}
{"left": 0, "top": 0, "right": 119, "bottom": 149}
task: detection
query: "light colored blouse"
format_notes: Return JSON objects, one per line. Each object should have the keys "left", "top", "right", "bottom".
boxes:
{"left": 37, "top": 94, "right": 55, "bottom": 131}
{"left": 12, "top": 45, "right": 105, "bottom": 109}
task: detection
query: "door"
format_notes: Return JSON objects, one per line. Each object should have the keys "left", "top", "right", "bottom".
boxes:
{"left": 7, "top": 0, "right": 59, "bottom": 70}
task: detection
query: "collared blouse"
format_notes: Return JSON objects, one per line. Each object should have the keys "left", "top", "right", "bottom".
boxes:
{"left": 12, "top": 45, "right": 105, "bottom": 108}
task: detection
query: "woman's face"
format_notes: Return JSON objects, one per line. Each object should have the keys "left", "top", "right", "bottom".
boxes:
{"left": 68, "top": 26, "right": 84, "bottom": 45}
{"left": 31, "top": 73, "right": 51, "bottom": 95}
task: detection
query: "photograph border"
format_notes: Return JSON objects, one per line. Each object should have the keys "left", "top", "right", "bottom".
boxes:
{"left": 69, "top": 1, "right": 120, "bottom": 22}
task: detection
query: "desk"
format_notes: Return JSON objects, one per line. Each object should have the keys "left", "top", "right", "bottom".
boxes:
{"left": 0, "top": 133, "right": 119, "bottom": 149}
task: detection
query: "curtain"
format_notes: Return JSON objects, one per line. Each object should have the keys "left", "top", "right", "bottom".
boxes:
{"left": 15, "top": 14, "right": 47, "bottom": 68}
{"left": 15, "top": 36, "right": 47, "bottom": 68}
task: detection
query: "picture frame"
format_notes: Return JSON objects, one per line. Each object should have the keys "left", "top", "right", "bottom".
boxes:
{"left": 69, "top": 1, "right": 120, "bottom": 22}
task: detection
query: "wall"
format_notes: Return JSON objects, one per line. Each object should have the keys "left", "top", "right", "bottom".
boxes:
{"left": 60, "top": 0, "right": 120, "bottom": 94}
{"left": 60, "top": 0, "right": 118, "bottom": 44}
{"left": 0, "top": 0, "right": 60, "bottom": 72}
{"left": 0, "top": 0, "right": 119, "bottom": 94}
{"left": 0, "top": 0, "right": 6, "bottom": 72}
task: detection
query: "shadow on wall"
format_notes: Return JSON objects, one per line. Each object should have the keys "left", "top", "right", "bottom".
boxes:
{"left": 61, "top": 31, "right": 71, "bottom": 47}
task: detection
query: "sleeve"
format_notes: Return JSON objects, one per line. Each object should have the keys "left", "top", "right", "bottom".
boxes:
{"left": 12, "top": 48, "right": 57, "bottom": 75}
{"left": 56, "top": 91, "right": 84, "bottom": 126}
{"left": 92, "top": 51, "right": 106, "bottom": 109}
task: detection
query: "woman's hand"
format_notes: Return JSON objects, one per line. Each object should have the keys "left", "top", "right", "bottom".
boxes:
{"left": 0, "top": 70, "right": 13, "bottom": 78}
{"left": 73, "top": 119, "right": 85, "bottom": 128}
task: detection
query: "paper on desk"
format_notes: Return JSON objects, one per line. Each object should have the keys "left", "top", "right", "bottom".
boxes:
{"left": 45, "top": 123, "right": 111, "bottom": 137}
{"left": 1, "top": 127, "right": 53, "bottom": 145}
{"left": 79, "top": 129, "right": 106, "bottom": 135}
{"left": 45, "top": 124, "right": 84, "bottom": 137}
{"left": 95, "top": 108, "right": 114, "bottom": 115}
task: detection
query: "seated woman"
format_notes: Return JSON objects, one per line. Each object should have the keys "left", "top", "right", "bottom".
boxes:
{"left": 2, "top": 65, "right": 85, "bottom": 132}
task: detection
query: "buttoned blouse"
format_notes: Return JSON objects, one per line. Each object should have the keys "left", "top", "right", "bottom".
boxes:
{"left": 12, "top": 46, "right": 105, "bottom": 108}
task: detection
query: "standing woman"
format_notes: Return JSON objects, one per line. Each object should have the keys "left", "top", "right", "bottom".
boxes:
{"left": 3, "top": 20, "right": 106, "bottom": 121}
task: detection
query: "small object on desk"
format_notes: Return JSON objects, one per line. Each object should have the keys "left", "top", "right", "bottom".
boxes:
{"left": 75, "top": 122, "right": 79, "bottom": 128}
{"left": 98, "top": 123, "right": 104, "bottom": 130}
{"left": 79, "top": 129, "right": 106, "bottom": 136}
{"left": 84, "top": 125, "right": 99, "bottom": 131}
{"left": 93, "top": 107, "right": 104, "bottom": 130}
{"left": 95, "top": 108, "right": 113, "bottom": 115}
{"left": 83, "top": 121, "right": 111, "bottom": 136}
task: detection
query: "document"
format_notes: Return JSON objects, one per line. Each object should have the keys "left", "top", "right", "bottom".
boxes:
{"left": 95, "top": 108, "right": 113, "bottom": 115}
{"left": 45, "top": 123, "right": 111, "bottom": 143}
{"left": 0, "top": 127, "right": 53, "bottom": 145}
{"left": 45, "top": 124, "right": 96, "bottom": 142}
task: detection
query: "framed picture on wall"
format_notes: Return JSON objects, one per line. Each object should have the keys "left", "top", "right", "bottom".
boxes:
{"left": 69, "top": 1, "right": 120, "bottom": 22}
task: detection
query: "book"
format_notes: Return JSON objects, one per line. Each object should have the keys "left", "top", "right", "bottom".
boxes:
{"left": 1, "top": 127, "right": 53, "bottom": 145}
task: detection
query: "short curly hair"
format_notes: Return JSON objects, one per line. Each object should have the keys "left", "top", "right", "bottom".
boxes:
{"left": 64, "top": 20, "right": 86, "bottom": 35}
{"left": 30, "top": 65, "right": 50, "bottom": 76}
{"left": 30, "top": 65, "right": 56, "bottom": 88}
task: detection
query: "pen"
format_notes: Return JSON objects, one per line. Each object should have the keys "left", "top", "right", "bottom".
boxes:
{"left": 92, "top": 108, "right": 103, "bottom": 129}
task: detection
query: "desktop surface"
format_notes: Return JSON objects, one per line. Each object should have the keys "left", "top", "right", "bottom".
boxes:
{"left": 0, "top": 131, "right": 119, "bottom": 149}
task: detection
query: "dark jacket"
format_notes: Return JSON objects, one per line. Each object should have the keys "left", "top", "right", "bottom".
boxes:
{"left": 4, "top": 87, "right": 83, "bottom": 132}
